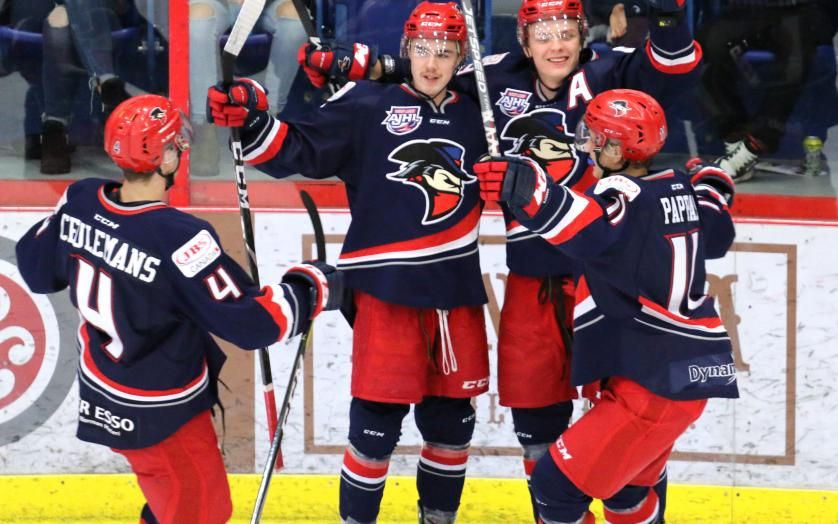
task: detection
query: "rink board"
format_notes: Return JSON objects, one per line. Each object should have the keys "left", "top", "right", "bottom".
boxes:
{"left": 1, "top": 208, "right": 838, "bottom": 522}
{"left": 2, "top": 474, "right": 837, "bottom": 523}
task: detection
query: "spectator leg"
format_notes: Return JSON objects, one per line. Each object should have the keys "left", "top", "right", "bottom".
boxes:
{"left": 262, "top": 0, "right": 307, "bottom": 114}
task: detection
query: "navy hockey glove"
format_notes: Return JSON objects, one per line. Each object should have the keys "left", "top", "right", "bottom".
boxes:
{"left": 474, "top": 156, "right": 549, "bottom": 218}
{"left": 281, "top": 261, "right": 344, "bottom": 319}
{"left": 647, "top": 0, "right": 685, "bottom": 26}
{"left": 207, "top": 78, "right": 269, "bottom": 128}
{"left": 687, "top": 158, "right": 736, "bottom": 207}
{"left": 297, "top": 39, "right": 377, "bottom": 88}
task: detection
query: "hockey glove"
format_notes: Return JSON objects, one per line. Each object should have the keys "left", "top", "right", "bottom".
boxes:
{"left": 207, "top": 77, "right": 269, "bottom": 128}
{"left": 297, "top": 39, "right": 377, "bottom": 88}
{"left": 647, "top": 0, "right": 685, "bottom": 26}
{"left": 687, "top": 158, "right": 736, "bottom": 207}
{"left": 474, "top": 156, "right": 549, "bottom": 218}
{"left": 281, "top": 261, "right": 344, "bottom": 320}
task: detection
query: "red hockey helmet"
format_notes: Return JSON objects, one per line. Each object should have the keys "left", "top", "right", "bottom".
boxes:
{"left": 401, "top": 1, "right": 468, "bottom": 60}
{"left": 576, "top": 89, "right": 667, "bottom": 163}
{"left": 104, "top": 94, "right": 191, "bottom": 173}
{"left": 517, "top": 0, "right": 587, "bottom": 47}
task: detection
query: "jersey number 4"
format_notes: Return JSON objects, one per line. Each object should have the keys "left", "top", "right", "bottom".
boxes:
{"left": 75, "top": 258, "right": 124, "bottom": 360}
{"left": 666, "top": 229, "right": 702, "bottom": 314}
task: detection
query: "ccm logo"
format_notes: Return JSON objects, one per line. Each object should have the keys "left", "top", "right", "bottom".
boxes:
{"left": 461, "top": 378, "right": 489, "bottom": 390}
{"left": 363, "top": 429, "right": 385, "bottom": 437}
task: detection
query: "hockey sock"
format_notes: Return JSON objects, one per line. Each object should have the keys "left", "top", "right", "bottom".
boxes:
{"left": 653, "top": 469, "right": 668, "bottom": 523}
{"left": 139, "top": 503, "right": 159, "bottom": 524}
{"left": 340, "top": 445, "right": 391, "bottom": 524}
{"left": 512, "top": 403, "right": 573, "bottom": 523}
{"left": 340, "top": 398, "right": 408, "bottom": 523}
{"left": 603, "top": 487, "right": 660, "bottom": 524}
{"left": 416, "top": 441, "right": 470, "bottom": 514}
{"left": 530, "top": 453, "right": 592, "bottom": 523}
{"left": 414, "top": 397, "right": 476, "bottom": 514}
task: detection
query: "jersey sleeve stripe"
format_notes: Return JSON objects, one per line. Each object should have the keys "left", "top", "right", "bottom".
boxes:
{"left": 539, "top": 191, "right": 603, "bottom": 245}
{"left": 254, "top": 284, "right": 295, "bottom": 343}
{"left": 243, "top": 118, "right": 289, "bottom": 165}
{"left": 645, "top": 40, "right": 702, "bottom": 74}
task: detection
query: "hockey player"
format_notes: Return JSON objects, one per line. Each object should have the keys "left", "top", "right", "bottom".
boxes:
{"left": 15, "top": 95, "right": 342, "bottom": 524}
{"left": 207, "top": 3, "right": 489, "bottom": 523}
{"left": 474, "top": 88, "right": 738, "bottom": 523}
{"left": 297, "top": 0, "right": 701, "bottom": 515}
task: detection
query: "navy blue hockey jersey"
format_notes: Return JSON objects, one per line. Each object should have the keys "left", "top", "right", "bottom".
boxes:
{"left": 454, "top": 15, "right": 701, "bottom": 278}
{"left": 513, "top": 169, "right": 738, "bottom": 400}
{"left": 16, "top": 179, "right": 312, "bottom": 449}
{"left": 240, "top": 81, "right": 488, "bottom": 309}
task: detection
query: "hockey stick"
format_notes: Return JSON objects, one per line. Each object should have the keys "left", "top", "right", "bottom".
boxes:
{"left": 461, "top": 0, "right": 500, "bottom": 156}
{"left": 220, "top": 0, "right": 281, "bottom": 447}
{"left": 290, "top": 0, "right": 339, "bottom": 95}
{"left": 251, "top": 190, "right": 326, "bottom": 524}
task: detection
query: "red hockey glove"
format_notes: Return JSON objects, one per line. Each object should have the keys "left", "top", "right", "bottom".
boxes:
{"left": 206, "top": 77, "right": 269, "bottom": 128}
{"left": 297, "top": 39, "right": 377, "bottom": 88}
{"left": 474, "top": 156, "right": 549, "bottom": 218}
{"left": 281, "top": 261, "right": 343, "bottom": 319}
{"left": 687, "top": 157, "right": 736, "bottom": 206}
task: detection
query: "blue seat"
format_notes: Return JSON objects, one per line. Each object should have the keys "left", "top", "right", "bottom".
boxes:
{"left": 218, "top": 33, "right": 273, "bottom": 76}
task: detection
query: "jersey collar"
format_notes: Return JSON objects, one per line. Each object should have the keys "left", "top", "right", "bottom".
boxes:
{"left": 98, "top": 183, "right": 168, "bottom": 215}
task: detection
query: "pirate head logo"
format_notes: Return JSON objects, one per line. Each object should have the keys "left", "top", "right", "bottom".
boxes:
{"left": 382, "top": 106, "right": 423, "bottom": 135}
{"left": 149, "top": 107, "right": 166, "bottom": 122}
{"left": 608, "top": 100, "right": 631, "bottom": 117}
{"left": 496, "top": 88, "right": 533, "bottom": 117}
{"left": 501, "top": 108, "right": 579, "bottom": 184}
{"left": 386, "top": 139, "right": 476, "bottom": 225}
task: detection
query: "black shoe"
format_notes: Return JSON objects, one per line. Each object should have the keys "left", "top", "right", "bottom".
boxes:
{"left": 100, "top": 77, "right": 131, "bottom": 119}
{"left": 40, "top": 120, "right": 71, "bottom": 175}
{"left": 25, "top": 134, "right": 41, "bottom": 160}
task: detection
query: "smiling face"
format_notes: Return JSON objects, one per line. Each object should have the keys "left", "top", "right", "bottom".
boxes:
{"left": 408, "top": 38, "right": 461, "bottom": 102}
{"left": 523, "top": 19, "right": 582, "bottom": 88}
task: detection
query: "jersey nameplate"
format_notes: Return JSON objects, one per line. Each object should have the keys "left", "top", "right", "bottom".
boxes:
{"left": 172, "top": 230, "right": 222, "bottom": 278}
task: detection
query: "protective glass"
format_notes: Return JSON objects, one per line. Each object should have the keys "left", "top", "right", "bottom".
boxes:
{"left": 174, "top": 110, "right": 193, "bottom": 152}
{"left": 528, "top": 19, "right": 581, "bottom": 44}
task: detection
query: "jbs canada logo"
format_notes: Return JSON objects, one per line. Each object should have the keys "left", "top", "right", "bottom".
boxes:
{"left": 172, "top": 230, "right": 221, "bottom": 278}
{"left": 496, "top": 88, "right": 532, "bottom": 117}
{"left": 0, "top": 235, "right": 76, "bottom": 446}
{"left": 382, "top": 106, "right": 423, "bottom": 135}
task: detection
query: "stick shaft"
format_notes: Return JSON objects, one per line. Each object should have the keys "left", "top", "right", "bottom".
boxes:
{"left": 461, "top": 0, "right": 500, "bottom": 156}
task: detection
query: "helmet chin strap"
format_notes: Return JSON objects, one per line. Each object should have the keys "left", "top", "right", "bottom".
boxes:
{"left": 593, "top": 149, "right": 630, "bottom": 178}
{"left": 155, "top": 150, "right": 182, "bottom": 191}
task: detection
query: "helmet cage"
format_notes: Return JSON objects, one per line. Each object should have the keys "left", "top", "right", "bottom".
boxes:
{"left": 517, "top": 0, "right": 587, "bottom": 47}
{"left": 401, "top": 1, "right": 468, "bottom": 64}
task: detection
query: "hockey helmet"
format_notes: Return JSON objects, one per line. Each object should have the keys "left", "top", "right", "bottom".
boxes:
{"left": 401, "top": 1, "right": 468, "bottom": 61}
{"left": 104, "top": 94, "right": 192, "bottom": 173}
{"left": 517, "top": 0, "right": 587, "bottom": 47}
{"left": 575, "top": 89, "right": 668, "bottom": 163}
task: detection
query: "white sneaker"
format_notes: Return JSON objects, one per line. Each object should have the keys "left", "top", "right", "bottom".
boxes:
{"left": 716, "top": 140, "right": 758, "bottom": 183}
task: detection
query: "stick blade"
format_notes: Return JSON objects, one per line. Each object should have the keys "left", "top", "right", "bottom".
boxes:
{"left": 224, "top": 0, "right": 267, "bottom": 57}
